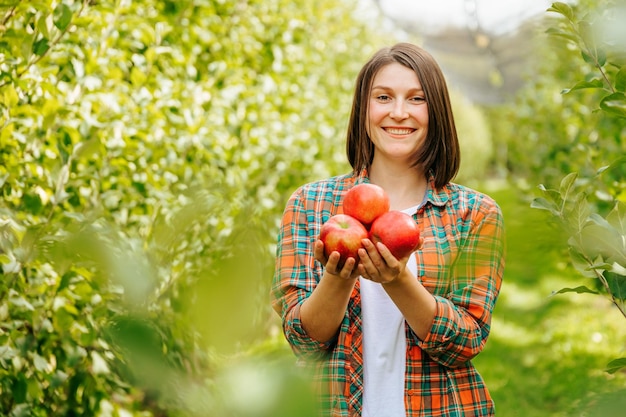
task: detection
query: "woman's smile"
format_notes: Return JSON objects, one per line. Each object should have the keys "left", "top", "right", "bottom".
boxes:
{"left": 383, "top": 127, "right": 417, "bottom": 136}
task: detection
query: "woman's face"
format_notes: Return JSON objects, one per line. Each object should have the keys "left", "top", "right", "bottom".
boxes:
{"left": 366, "top": 62, "right": 429, "bottom": 165}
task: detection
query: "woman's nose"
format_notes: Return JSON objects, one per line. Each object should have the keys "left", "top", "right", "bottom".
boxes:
{"left": 389, "top": 101, "right": 408, "bottom": 119}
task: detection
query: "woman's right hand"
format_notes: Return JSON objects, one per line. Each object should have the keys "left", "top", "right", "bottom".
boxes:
{"left": 314, "top": 239, "right": 361, "bottom": 280}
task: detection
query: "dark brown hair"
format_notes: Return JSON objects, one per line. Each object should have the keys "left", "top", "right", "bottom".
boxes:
{"left": 346, "top": 43, "right": 460, "bottom": 188}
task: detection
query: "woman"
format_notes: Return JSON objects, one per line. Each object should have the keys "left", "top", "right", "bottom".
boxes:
{"left": 271, "top": 43, "right": 505, "bottom": 417}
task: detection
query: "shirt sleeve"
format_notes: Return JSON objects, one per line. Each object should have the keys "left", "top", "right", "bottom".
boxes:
{"left": 416, "top": 198, "right": 505, "bottom": 368}
{"left": 270, "top": 188, "right": 335, "bottom": 359}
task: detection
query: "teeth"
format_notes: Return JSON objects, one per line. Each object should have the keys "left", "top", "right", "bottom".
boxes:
{"left": 385, "top": 128, "right": 413, "bottom": 135}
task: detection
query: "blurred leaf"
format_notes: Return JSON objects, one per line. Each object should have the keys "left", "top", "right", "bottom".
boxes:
{"left": 606, "top": 271, "right": 626, "bottom": 300}
{"left": 32, "top": 37, "right": 49, "bottom": 56}
{"left": 545, "top": 27, "right": 578, "bottom": 43}
{"left": 574, "top": 213, "right": 626, "bottom": 265}
{"left": 215, "top": 358, "right": 319, "bottom": 417}
{"left": 616, "top": 67, "right": 626, "bottom": 92}
{"left": 531, "top": 197, "right": 559, "bottom": 215}
{"left": 561, "top": 79, "right": 604, "bottom": 94}
{"left": 568, "top": 192, "right": 590, "bottom": 233}
{"left": 9, "top": 295, "right": 34, "bottom": 311}
{"left": 600, "top": 92, "right": 626, "bottom": 118}
{"left": 32, "top": 353, "right": 49, "bottom": 372}
{"left": 548, "top": 2, "right": 575, "bottom": 22}
{"left": 3, "top": 84, "right": 19, "bottom": 107}
{"left": 606, "top": 358, "right": 626, "bottom": 374}
{"left": 606, "top": 201, "right": 626, "bottom": 234}
{"left": 559, "top": 172, "right": 577, "bottom": 200}
{"left": 551, "top": 285, "right": 599, "bottom": 296}
{"left": 53, "top": 3, "right": 72, "bottom": 30}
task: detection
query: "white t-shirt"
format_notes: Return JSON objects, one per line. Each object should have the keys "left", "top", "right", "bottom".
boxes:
{"left": 360, "top": 205, "right": 419, "bottom": 417}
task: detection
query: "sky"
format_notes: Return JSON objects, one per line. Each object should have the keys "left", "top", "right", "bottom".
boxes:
{"left": 372, "top": 0, "right": 556, "bottom": 36}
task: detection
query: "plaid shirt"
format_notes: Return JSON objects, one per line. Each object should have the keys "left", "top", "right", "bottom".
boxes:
{"left": 271, "top": 170, "right": 505, "bottom": 417}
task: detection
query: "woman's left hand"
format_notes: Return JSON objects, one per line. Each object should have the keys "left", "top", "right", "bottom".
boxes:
{"left": 357, "top": 239, "right": 407, "bottom": 284}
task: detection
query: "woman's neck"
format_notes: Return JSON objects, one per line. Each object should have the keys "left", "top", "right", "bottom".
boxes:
{"left": 368, "top": 161, "right": 428, "bottom": 211}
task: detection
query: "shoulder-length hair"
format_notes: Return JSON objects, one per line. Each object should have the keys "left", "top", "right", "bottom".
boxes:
{"left": 346, "top": 43, "right": 460, "bottom": 188}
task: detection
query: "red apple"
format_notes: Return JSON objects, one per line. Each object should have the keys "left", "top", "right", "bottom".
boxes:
{"left": 319, "top": 214, "right": 368, "bottom": 267}
{"left": 343, "top": 183, "right": 390, "bottom": 228}
{"left": 369, "top": 211, "right": 421, "bottom": 259}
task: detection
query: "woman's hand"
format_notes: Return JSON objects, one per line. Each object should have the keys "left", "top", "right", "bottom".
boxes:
{"left": 314, "top": 239, "right": 361, "bottom": 280}
{"left": 357, "top": 237, "right": 424, "bottom": 283}
{"left": 357, "top": 239, "right": 404, "bottom": 283}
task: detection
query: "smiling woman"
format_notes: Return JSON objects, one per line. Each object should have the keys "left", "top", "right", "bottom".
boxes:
{"left": 272, "top": 42, "right": 505, "bottom": 417}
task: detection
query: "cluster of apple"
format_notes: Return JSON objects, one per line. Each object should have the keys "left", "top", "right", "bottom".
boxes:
{"left": 319, "top": 183, "right": 421, "bottom": 267}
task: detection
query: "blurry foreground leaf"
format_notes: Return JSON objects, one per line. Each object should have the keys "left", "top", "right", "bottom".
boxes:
{"left": 605, "top": 358, "right": 626, "bottom": 374}
{"left": 213, "top": 357, "right": 319, "bottom": 417}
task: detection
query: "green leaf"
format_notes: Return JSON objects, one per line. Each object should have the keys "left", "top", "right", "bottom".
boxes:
{"left": 568, "top": 192, "right": 590, "bottom": 233}
{"left": 578, "top": 219, "right": 626, "bottom": 265}
{"left": 27, "top": 378, "right": 43, "bottom": 404}
{"left": 616, "top": 67, "right": 626, "bottom": 92}
{"left": 547, "top": 2, "right": 575, "bottom": 21}
{"left": 561, "top": 79, "right": 604, "bottom": 94}
{"left": 581, "top": 49, "right": 595, "bottom": 64}
{"left": 13, "top": 373, "right": 28, "bottom": 403}
{"left": 1, "top": 84, "right": 19, "bottom": 107}
{"left": 32, "top": 37, "right": 50, "bottom": 56}
{"left": 72, "top": 138, "right": 100, "bottom": 160}
{"left": 36, "top": 13, "right": 52, "bottom": 40}
{"left": 559, "top": 172, "right": 577, "bottom": 200}
{"left": 597, "top": 48, "right": 607, "bottom": 67}
{"left": 545, "top": 27, "right": 578, "bottom": 43}
{"left": 9, "top": 295, "right": 34, "bottom": 311}
{"left": 600, "top": 92, "right": 626, "bottom": 118}
{"left": 33, "top": 353, "right": 49, "bottom": 372}
{"left": 606, "top": 271, "right": 626, "bottom": 300}
{"left": 536, "top": 184, "right": 562, "bottom": 205}
{"left": 606, "top": 201, "right": 626, "bottom": 235}
{"left": 530, "top": 197, "right": 559, "bottom": 215}
{"left": 569, "top": 248, "right": 600, "bottom": 278}
{"left": 53, "top": 3, "right": 73, "bottom": 31}
{"left": 551, "top": 285, "right": 599, "bottom": 296}
{"left": 605, "top": 357, "right": 626, "bottom": 374}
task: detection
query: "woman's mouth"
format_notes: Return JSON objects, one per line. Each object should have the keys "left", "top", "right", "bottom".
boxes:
{"left": 384, "top": 127, "right": 415, "bottom": 135}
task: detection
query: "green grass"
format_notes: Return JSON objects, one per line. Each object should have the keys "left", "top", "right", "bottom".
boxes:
{"left": 476, "top": 277, "right": 626, "bottom": 416}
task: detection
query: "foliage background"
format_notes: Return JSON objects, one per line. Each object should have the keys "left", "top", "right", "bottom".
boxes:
{"left": 0, "top": 0, "right": 625, "bottom": 416}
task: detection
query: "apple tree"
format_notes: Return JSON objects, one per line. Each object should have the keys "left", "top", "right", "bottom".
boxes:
{"left": 490, "top": 0, "right": 626, "bottom": 374}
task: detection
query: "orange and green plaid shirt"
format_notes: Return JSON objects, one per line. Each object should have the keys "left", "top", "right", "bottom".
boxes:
{"left": 271, "top": 170, "right": 505, "bottom": 417}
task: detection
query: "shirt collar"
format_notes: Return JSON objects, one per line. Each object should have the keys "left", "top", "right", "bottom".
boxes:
{"left": 424, "top": 172, "right": 450, "bottom": 207}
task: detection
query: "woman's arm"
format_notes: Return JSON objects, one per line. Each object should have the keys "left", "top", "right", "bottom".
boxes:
{"left": 271, "top": 187, "right": 359, "bottom": 356}
{"left": 300, "top": 240, "right": 359, "bottom": 342}
{"left": 358, "top": 198, "right": 505, "bottom": 368}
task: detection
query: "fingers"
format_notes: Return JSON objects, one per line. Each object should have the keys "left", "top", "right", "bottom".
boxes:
{"left": 327, "top": 255, "right": 359, "bottom": 279}
{"left": 313, "top": 239, "right": 327, "bottom": 264}
{"left": 359, "top": 239, "right": 411, "bottom": 283}
{"left": 316, "top": 240, "right": 359, "bottom": 279}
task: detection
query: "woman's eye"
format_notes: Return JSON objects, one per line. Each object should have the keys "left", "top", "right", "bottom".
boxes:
{"left": 376, "top": 95, "right": 391, "bottom": 101}
{"left": 410, "top": 96, "right": 426, "bottom": 103}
